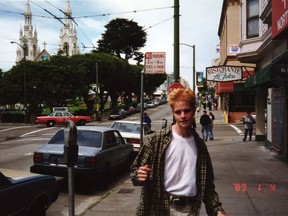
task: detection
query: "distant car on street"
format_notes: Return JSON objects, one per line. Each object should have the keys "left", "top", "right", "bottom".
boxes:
{"left": 110, "top": 120, "right": 155, "bottom": 151}
{"left": 146, "top": 101, "right": 156, "bottom": 108}
{"left": 36, "top": 111, "right": 91, "bottom": 127}
{"left": 109, "top": 108, "right": 127, "bottom": 120}
{"left": 0, "top": 168, "right": 58, "bottom": 216}
{"left": 30, "top": 126, "right": 133, "bottom": 187}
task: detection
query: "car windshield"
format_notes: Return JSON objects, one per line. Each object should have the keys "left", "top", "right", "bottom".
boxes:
{"left": 48, "top": 130, "right": 102, "bottom": 148}
{"left": 112, "top": 122, "right": 141, "bottom": 134}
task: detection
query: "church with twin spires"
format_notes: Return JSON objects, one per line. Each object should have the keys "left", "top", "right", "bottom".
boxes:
{"left": 14, "top": 0, "right": 80, "bottom": 63}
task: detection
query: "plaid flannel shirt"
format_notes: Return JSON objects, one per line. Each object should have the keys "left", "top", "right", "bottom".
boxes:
{"left": 130, "top": 125, "right": 225, "bottom": 216}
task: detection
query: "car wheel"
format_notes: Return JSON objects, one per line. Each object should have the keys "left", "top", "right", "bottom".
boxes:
{"left": 27, "top": 198, "right": 46, "bottom": 216}
{"left": 78, "top": 120, "right": 86, "bottom": 126}
{"left": 46, "top": 121, "right": 55, "bottom": 127}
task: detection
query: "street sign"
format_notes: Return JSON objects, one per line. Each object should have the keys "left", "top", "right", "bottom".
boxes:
{"left": 144, "top": 52, "right": 166, "bottom": 74}
{"left": 168, "top": 83, "right": 184, "bottom": 94}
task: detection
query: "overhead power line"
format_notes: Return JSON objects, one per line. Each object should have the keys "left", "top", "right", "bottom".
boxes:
{"left": 30, "top": 0, "right": 66, "bottom": 26}
{"left": 44, "top": 0, "right": 95, "bottom": 49}
{"left": 2, "top": 2, "right": 174, "bottom": 51}
{"left": 75, "top": 6, "right": 174, "bottom": 18}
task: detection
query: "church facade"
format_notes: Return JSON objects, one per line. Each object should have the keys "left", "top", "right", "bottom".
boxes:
{"left": 14, "top": 0, "right": 79, "bottom": 63}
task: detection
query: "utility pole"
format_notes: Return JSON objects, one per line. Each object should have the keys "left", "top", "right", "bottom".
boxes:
{"left": 174, "top": 0, "right": 180, "bottom": 83}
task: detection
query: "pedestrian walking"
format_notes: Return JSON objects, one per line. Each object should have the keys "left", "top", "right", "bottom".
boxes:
{"left": 200, "top": 110, "right": 211, "bottom": 141}
{"left": 207, "top": 100, "right": 212, "bottom": 111}
{"left": 243, "top": 111, "right": 255, "bottom": 142}
{"left": 130, "top": 88, "right": 225, "bottom": 216}
{"left": 143, "top": 112, "right": 152, "bottom": 130}
{"left": 213, "top": 99, "right": 218, "bottom": 110}
{"left": 209, "top": 112, "right": 215, "bottom": 140}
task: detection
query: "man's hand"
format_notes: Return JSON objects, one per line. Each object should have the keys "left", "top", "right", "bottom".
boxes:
{"left": 217, "top": 211, "right": 226, "bottom": 216}
{"left": 137, "top": 165, "right": 151, "bottom": 182}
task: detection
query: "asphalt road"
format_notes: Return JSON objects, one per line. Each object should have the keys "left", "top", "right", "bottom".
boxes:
{"left": 0, "top": 104, "right": 249, "bottom": 216}
{"left": 0, "top": 103, "right": 175, "bottom": 215}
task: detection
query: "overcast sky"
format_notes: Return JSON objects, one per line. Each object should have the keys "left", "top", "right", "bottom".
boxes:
{"left": 0, "top": 0, "right": 222, "bottom": 87}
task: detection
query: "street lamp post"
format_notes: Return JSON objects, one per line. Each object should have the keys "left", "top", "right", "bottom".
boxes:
{"left": 180, "top": 43, "right": 196, "bottom": 92}
{"left": 11, "top": 41, "right": 27, "bottom": 123}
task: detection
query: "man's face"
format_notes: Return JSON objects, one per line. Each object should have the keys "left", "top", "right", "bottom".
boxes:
{"left": 173, "top": 101, "right": 194, "bottom": 129}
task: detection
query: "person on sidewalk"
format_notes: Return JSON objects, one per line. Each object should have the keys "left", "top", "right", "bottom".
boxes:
{"left": 143, "top": 112, "right": 152, "bottom": 130}
{"left": 209, "top": 112, "right": 215, "bottom": 140}
{"left": 200, "top": 110, "right": 211, "bottom": 141}
{"left": 243, "top": 111, "right": 255, "bottom": 142}
{"left": 130, "top": 88, "right": 225, "bottom": 216}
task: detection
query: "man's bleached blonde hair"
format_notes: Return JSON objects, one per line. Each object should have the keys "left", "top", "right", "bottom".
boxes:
{"left": 168, "top": 88, "right": 196, "bottom": 113}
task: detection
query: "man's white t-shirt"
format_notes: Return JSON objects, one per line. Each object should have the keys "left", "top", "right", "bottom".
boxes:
{"left": 164, "top": 129, "right": 198, "bottom": 197}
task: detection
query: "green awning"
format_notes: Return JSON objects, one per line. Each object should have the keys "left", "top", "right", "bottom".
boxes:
{"left": 244, "top": 64, "right": 273, "bottom": 89}
{"left": 234, "top": 82, "right": 256, "bottom": 94}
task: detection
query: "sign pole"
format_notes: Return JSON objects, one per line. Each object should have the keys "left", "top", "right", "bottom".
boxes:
{"left": 140, "top": 70, "right": 144, "bottom": 148}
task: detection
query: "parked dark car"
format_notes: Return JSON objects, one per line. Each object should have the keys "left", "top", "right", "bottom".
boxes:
{"left": 30, "top": 126, "right": 133, "bottom": 187}
{"left": 0, "top": 168, "right": 58, "bottom": 216}
{"left": 108, "top": 109, "right": 127, "bottom": 120}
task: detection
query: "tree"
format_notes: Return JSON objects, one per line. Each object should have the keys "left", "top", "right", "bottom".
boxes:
{"left": 98, "top": 18, "right": 147, "bottom": 62}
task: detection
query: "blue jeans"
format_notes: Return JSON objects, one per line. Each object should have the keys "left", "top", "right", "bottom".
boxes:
{"left": 201, "top": 125, "right": 210, "bottom": 141}
{"left": 208, "top": 125, "right": 214, "bottom": 139}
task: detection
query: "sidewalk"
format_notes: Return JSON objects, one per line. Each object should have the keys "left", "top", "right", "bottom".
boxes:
{"left": 80, "top": 109, "right": 288, "bottom": 216}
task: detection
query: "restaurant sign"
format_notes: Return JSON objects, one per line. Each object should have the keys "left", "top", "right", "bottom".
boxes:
{"left": 272, "top": 0, "right": 288, "bottom": 39}
{"left": 206, "top": 66, "right": 242, "bottom": 82}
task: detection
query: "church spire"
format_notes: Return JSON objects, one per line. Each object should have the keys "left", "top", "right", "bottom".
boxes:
{"left": 64, "top": 0, "right": 72, "bottom": 28}
{"left": 24, "top": 0, "right": 32, "bottom": 28}
{"left": 15, "top": 0, "right": 39, "bottom": 63}
{"left": 58, "top": 0, "right": 80, "bottom": 56}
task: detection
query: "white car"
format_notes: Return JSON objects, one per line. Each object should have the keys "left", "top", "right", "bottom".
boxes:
{"left": 110, "top": 120, "right": 155, "bottom": 151}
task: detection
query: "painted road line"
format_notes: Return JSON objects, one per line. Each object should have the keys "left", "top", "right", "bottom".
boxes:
{"left": 229, "top": 124, "right": 244, "bottom": 135}
{"left": 20, "top": 127, "right": 55, "bottom": 137}
{"left": 0, "top": 126, "right": 32, "bottom": 132}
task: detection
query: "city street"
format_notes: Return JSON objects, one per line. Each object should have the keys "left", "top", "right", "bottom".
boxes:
{"left": 82, "top": 108, "right": 288, "bottom": 216}
{"left": 1, "top": 105, "right": 288, "bottom": 216}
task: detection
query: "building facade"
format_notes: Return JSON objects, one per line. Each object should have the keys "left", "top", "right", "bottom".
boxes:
{"left": 15, "top": 0, "right": 40, "bottom": 62}
{"left": 236, "top": 0, "right": 288, "bottom": 160}
{"left": 217, "top": 0, "right": 256, "bottom": 123}
{"left": 14, "top": 0, "right": 79, "bottom": 63}
{"left": 58, "top": 0, "right": 80, "bottom": 56}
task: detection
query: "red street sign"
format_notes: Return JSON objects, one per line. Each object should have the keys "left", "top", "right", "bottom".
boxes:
{"left": 168, "top": 83, "right": 184, "bottom": 94}
{"left": 144, "top": 52, "right": 166, "bottom": 74}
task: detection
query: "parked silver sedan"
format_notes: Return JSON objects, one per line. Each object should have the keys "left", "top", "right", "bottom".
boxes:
{"left": 30, "top": 126, "right": 133, "bottom": 187}
{"left": 110, "top": 120, "right": 155, "bottom": 152}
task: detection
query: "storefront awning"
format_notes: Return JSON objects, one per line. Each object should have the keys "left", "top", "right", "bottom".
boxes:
{"left": 244, "top": 64, "right": 273, "bottom": 88}
{"left": 244, "top": 63, "right": 288, "bottom": 89}
{"left": 234, "top": 83, "right": 256, "bottom": 94}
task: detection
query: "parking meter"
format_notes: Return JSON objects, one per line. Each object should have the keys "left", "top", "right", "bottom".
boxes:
{"left": 64, "top": 120, "right": 78, "bottom": 167}
{"left": 162, "top": 118, "right": 167, "bottom": 129}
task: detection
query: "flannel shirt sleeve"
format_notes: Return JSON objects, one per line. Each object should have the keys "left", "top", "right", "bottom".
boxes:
{"left": 130, "top": 136, "right": 154, "bottom": 186}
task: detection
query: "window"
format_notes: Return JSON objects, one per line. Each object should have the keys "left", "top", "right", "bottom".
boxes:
{"left": 63, "top": 42, "right": 69, "bottom": 55}
{"left": 23, "top": 44, "right": 28, "bottom": 57}
{"left": 247, "top": 0, "right": 259, "bottom": 38}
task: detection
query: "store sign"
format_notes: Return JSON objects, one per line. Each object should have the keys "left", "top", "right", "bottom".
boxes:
{"left": 272, "top": 0, "right": 288, "bottom": 39}
{"left": 144, "top": 52, "right": 166, "bottom": 74}
{"left": 206, "top": 66, "right": 242, "bottom": 82}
